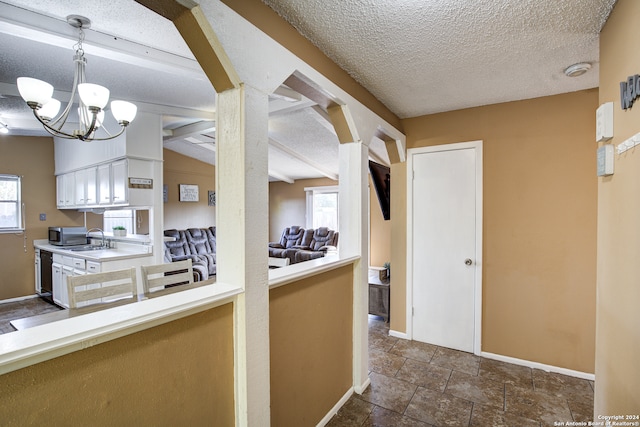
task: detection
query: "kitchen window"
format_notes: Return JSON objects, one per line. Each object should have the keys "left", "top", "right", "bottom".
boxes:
{"left": 0, "top": 174, "right": 22, "bottom": 232}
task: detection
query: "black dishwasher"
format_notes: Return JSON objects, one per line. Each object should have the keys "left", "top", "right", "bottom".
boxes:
{"left": 40, "top": 250, "right": 54, "bottom": 304}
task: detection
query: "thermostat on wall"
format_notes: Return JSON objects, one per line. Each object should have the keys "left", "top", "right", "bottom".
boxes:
{"left": 597, "top": 145, "right": 614, "bottom": 176}
{"left": 596, "top": 102, "right": 614, "bottom": 142}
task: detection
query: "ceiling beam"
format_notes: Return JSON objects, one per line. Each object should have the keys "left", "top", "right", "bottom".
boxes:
{"left": 0, "top": 2, "right": 204, "bottom": 80}
{"left": 268, "top": 170, "right": 294, "bottom": 184}
{"left": 0, "top": 82, "right": 215, "bottom": 121}
{"left": 137, "top": 0, "right": 241, "bottom": 92}
{"left": 268, "top": 98, "right": 317, "bottom": 116}
{"left": 268, "top": 137, "right": 338, "bottom": 181}
{"left": 163, "top": 120, "right": 216, "bottom": 143}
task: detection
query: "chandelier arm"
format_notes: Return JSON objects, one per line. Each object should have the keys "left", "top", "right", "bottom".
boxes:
{"left": 31, "top": 109, "right": 78, "bottom": 139}
{"left": 83, "top": 125, "right": 127, "bottom": 141}
{"left": 80, "top": 111, "right": 100, "bottom": 140}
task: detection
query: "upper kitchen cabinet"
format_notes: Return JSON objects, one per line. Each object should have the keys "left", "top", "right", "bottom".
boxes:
{"left": 54, "top": 112, "right": 163, "bottom": 173}
{"left": 54, "top": 112, "right": 162, "bottom": 209}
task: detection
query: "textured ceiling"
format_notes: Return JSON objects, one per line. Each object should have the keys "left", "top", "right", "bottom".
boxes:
{"left": 262, "top": 0, "right": 617, "bottom": 118}
{"left": 0, "top": 0, "right": 618, "bottom": 182}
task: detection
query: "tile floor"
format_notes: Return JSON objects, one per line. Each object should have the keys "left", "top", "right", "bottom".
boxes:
{"left": 0, "top": 297, "right": 61, "bottom": 335}
{"left": 327, "top": 316, "right": 594, "bottom": 427}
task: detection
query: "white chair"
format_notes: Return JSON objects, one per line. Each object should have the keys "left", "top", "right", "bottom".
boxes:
{"left": 140, "top": 259, "right": 194, "bottom": 294}
{"left": 67, "top": 267, "right": 138, "bottom": 309}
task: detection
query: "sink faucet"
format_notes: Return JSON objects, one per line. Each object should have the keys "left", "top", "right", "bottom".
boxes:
{"left": 86, "top": 228, "right": 105, "bottom": 248}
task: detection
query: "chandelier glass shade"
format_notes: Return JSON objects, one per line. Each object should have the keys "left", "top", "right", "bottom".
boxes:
{"left": 16, "top": 15, "right": 137, "bottom": 141}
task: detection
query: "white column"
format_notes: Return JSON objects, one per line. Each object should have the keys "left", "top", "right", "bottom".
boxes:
{"left": 216, "top": 84, "right": 270, "bottom": 426}
{"left": 339, "top": 141, "right": 370, "bottom": 393}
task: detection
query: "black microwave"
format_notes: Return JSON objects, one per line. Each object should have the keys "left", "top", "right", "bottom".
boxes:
{"left": 48, "top": 226, "right": 88, "bottom": 246}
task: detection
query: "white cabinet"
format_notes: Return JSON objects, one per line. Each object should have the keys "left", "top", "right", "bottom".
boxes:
{"left": 97, "top": 163, "right": 111, "bottom": 206}
{"left": 74, "top": 167, "right": 97, "bottom": 206}
{"left": 34, "top": 249, "right": 41, "bottom": 294}
{"left": 57, "top": 158, "right": 153, "bottom": 209}
{"left": 52, "top": 261, "right": 63, "bottom": 307}
{"left": 60, "top": 265, "right": 73, "bottom": 308}
{"left": 111, "top": 159, "right": 128, "bottom": 205}
{"left": 51, "top": 254, "right": 102, "bottom": 309}
{"left": 56, "top": 173, "right": 75, "bottom": 208}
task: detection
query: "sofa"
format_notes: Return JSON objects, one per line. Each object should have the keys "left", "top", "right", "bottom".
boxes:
{"left": 269, "top": 226, "right": 338, "bottom": 265}
{"left": 163, "top": 227, "right": 217, "bottom": 281}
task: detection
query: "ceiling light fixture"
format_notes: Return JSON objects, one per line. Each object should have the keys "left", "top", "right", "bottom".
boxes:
{"left": 16, "top": 15, "right": 137, "bottom": 141}
{"left": 564, "top": 62, "right": 592, "bottom": 78}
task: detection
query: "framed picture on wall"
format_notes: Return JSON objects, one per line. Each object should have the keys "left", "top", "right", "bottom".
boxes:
{"left": 208, "top": 190, "right": 216, "bottom": 206}
{"left": 179, "top": 184, "right": 199, "bottom": 202}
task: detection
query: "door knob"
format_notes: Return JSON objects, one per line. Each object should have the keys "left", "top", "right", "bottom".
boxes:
{"left": 464, "top": 258, "right": 473, "bottom": 266}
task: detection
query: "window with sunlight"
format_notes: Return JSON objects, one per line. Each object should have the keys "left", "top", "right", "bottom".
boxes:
{"left": 305, "top": 186, "right": 338, "bottom": 230}
{"left": 0, "top": 175, "right": 22, "bottom": 232}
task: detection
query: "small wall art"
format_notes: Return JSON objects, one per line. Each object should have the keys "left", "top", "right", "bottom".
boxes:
{"left": 179, "top": 184, "right": 199, "bottom": 202}
{"left": 208, "top": 190, "right": 216, "bottom": 206}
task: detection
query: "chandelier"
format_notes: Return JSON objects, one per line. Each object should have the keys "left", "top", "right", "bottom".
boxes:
{"left": 16, "top": 15, "right": 137, "bottom": 141}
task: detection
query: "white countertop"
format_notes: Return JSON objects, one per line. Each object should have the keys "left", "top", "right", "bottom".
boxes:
{"left": 34, "top": 239, "right": 153, "bottom": 262}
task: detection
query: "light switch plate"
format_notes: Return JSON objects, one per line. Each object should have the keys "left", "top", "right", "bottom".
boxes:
{"left": 596, "top": 102, "right": 613, "bottom": 142}
{"left": 597, "top": 145, "right": 614, "bottom": 176}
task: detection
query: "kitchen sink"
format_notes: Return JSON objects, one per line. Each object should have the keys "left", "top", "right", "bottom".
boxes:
{"left": 68, "top": 245, "right": 107, "bottom": 252}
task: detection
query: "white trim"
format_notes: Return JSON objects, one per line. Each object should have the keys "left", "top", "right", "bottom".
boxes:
{"left": 304, "top": 185, "right": 340, "bottom": 230}
{"left": 0, "top": 294, "right": 38, "bottom": 304}
{"left": 354, "top": 376, "right": 371, "bottom": 394}
{"left": 389, "top": 329, "right": 409, "bottom": 340}
{"left": 268, "top": 255, "right": 358, "bottom": 289}
{"left": 481, "top": 352, "right": 595, "bottom": 381}
{"left": 406, "top": 141, "right": 483, "bottom": 354}
{"left": 316, "top": 386, "right": 355, "bottom": 427}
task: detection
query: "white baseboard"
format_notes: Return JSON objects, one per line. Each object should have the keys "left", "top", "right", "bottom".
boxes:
{"left": 317, "top": 387, "right": 354, "bottom": 427}
{"left": 354, "top": 376, "right": 371, "bottom": 394}
{"left": 481, "top": 351, "right": 595, "bottom": 381}
{"left": 0, "top": 294, "right": 38, "bottom": 304}
{"left": 389, "top": 329, "right": 408, "bottom": 339}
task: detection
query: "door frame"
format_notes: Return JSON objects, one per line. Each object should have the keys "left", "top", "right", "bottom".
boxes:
{"left": 406, "top": 140, "right": 483, "bottom": 355}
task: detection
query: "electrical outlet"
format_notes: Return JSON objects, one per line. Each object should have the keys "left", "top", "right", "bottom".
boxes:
{"left": 39, "top": 213, "right": 46, "bottom": 221}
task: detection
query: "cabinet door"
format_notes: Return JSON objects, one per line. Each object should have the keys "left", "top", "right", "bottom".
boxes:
{"left": 85, "top": 167, "right": 97, "bottom": 205}
{"left": 63, "top": 173, "right": 75, "bottom": 207}
{"left": 59, "top": 266, "right": 72, "bottom": 309}
{"left": 34, "top": 252, "right": 41, "bottom": 294}
{"left": 52, "top": 263, "right": 64, "bottom": 307}
{"left": 97, "top": 163, "right": 111, "bottom": 205}
{"left": 74, "top": 169, "right": 87, "bottom": 206}
{"left": 56, "top": 175, "right": 65, "bottom": 207}
{"left": 111, "top": 159, "right": 128, "bottom": 205}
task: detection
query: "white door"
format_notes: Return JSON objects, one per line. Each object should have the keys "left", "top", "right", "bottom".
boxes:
{"left": 410, "top": 143, "right": 480, "bottom": 353}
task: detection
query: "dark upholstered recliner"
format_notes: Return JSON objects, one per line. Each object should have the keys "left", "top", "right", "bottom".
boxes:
{"left": 269, "top": 226, "right": 338, "bottom": 265}
{"left": 294, "top": 227, "right": 339, "bottom": 263}
{"left": 186, "top": 228, "right": 217, "bottom": 276}
{"left": 163, "top": 228, "right": 217, "bottom": 281}
{"left": 268, "top": 226, "right": 305, "bottom": 260}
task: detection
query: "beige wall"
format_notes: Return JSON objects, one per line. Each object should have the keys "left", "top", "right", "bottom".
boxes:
{"left": 270, "top": 265, "right": 353, "bottom": 426}
{"left": 400, "top": 90, "right": 598, "bottom": 372}
{"left": 268, "top": 177, "right": 337, "bottom": 242}
{"left": 0, "top": 135, "right": 91, "bottom": 300}
{"left": 162, "top": 149, "right": 215, "bottom": 230}
{"left": 595, "top": 0, "right": 640, "bottom": 414}
{"left": 0, "top": 303, "right": 235, "bottom": 426}
{"left": 369, "top": 176, "right": 391, "bottom": 267}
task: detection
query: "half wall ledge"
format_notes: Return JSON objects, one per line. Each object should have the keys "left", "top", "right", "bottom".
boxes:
{"left": 268, "top": 254, "right": 360, "bottom": 289}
